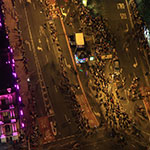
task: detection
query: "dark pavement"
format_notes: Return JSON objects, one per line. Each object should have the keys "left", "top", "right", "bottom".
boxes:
{"left": 15, "top": 0, "right": 79, "bottom": 146}
{"left": 4, "top": 0, "right": 150, "bottom": 149}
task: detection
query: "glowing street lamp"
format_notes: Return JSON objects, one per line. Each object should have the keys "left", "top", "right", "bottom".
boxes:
{"left": 82, "top": 0, "right": 87, "bottom": 6}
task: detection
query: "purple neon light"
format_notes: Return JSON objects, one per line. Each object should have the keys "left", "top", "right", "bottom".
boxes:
{"left": 13, "top": 132, "right": 18, "bottom": 136}
{"left": 11, "top": 119, "right": 16, "bottom": 123}
{"left": 16, "top": 85, "right": 19, "bottom": 90}
{"left": 12, "top": 72, "right": 17, "bottom": 78}
{"left": 21, "top": 123, "right": 24, "bottom": 128}
{"left": 6, "top": 35, "right": 8, "bottom": 39}
{"left": 12, "top": 59, "right": 15, "bottom": 64}
{"left": 18, "top": 96, "right": 21, "bottom": 102}
{"left": 20, "top": 110, "right": 23, "bottom": 116}
{"left": 0, "top": 121, "right": 3, "bottom": 125}
{"left": 0, "top": 135, "right": 6, "bottom": 139}
{"left": 7, "top": 88, "right": 11, "bottom": 93}
{"left": 10, "top": 48, "right": 13, "bottom": 53}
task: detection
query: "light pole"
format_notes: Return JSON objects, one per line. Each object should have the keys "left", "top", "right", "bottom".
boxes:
{"left": 82, "top": 0, "right": 87, "bottom": 7}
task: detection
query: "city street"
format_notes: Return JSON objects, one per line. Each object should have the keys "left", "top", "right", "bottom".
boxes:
{"left": 15, "top": 0, "right": 79, "bottom": 140}
{"left": 2, "top": 0, "right": 150, "bottom": 150}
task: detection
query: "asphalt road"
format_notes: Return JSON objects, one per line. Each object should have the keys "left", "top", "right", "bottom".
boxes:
{"left": 15, "top": 0, "right": 78, "bottom": 142}
{"left": 13, "top": 0, "right": 150, "bottom": 149}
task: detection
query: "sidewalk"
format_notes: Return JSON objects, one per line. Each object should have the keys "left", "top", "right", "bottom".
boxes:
{"left": 3, "top": 0, "right": 30, "bottom": 124}
{"left": 2, "top": 0, "right": 36, "bottom": 148}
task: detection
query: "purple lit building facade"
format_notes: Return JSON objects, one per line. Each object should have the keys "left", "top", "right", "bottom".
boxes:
{"left": 0, "top": 2, "right": 24, "bottom": 143}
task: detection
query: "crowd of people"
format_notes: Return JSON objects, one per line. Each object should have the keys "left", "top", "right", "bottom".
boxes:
{"left": 42, "top": 0, "right": 96, "bottom": 139}
{"left": 58, "top": 54, "right": 93, "bottom": 138}
{"left": 130, "top": 0, "right": 150, "bottom": 56}
{"left": 72, "top": 0, "right": 149, "bottom": 145}
{"left": 128, "top": 76, "right": 142, "bottom": 101}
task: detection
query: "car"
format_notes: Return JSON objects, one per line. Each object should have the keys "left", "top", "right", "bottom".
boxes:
{"left": 114, "top": 59, "right": 120, "bottom": 75}
{"left": 68, "top": 35, "right": 76, "bottom": 47}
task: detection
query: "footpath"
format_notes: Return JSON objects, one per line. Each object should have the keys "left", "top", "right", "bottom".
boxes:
{"left": 1, "top": 0, "right": 39, "bottom": 149}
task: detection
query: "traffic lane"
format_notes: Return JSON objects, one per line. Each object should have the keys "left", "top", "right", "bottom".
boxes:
{"left": 34, "top": 20, "right": 78, "bottom": 137}
{"left": 54, "top": 18, "right": 75, "bottom": 68}
{"left": 43, "top": 71, "right": 76, "bottom": 137}
{"left": 15, "top": 0, "right": 46, "bottom": 117}
{"left": 55, "top": 19, "right": 100, "bottom": 127}
{"left": 19, "top": 0, "right": 77, "bottom": 138}
{"left": 25, "top": 2, "right": 79, "bottom": 136}
{"left": 101, "top": 0, "right": 148, "bottom": 85}
{"left": 33, "top": 34, "right": 77, "bottom": 137}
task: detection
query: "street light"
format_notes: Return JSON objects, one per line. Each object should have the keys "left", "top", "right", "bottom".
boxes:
{"left": 82, "top": 0, "right": 87, "bottom": 7}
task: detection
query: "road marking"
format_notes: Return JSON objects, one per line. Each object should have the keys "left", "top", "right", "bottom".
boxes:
{"left": 46, "top": 37, "right": 51, "bottom": 51}
{"left": 117, "top": 3, "right": 125, "bottom": 9}
{"left": 120, "top": 13, "right": 127, "bottom": 19}
{"left": 128, "top": 73, "right": 131, "bottom": 79}
{"left": 125, "top": 23, "right": 129, "bottom": 32}
{"left": 134, "top": 57, "right": 138, "bottom": 65}
{"left": 60, "top": 16, "right": 99, "bottom": 127}
{"left": 38, "top": 38, "right": 41, "bottom": 43}
{"left": 125, "top": 0, "right": 134, "bottom": 28}
{"left": 37, "top": 46, "right": 43, "bottom": 51}
{"left": 45, "top": 54, "right": 48, "bottom": 64}
{"left": 133, "top": 57, "right": 138, "bottom": 68}
{"left": 32, "top": 3, "right": 36, "bottom": 10}
{"left": 23, "top": 3, "right": 54, "bottom": 117}
{"left": 54, "top": 85, "right": 58, "bottom": 92}
{"left": 25, "top": 40, "right": 32, "bottom": 51}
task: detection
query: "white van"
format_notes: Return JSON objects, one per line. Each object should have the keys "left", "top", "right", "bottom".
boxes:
{"left": 75, "top": 33, "right": 85, "bottom": 48}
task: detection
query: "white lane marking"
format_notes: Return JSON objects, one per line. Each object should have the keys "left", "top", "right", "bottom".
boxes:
{"left": 125, "top": 23, "right": 129, "bottom": 32}
{"left": 124, "top": 89, "right": 129, "bottom": 105}
{"left": 134, "top": 57, "right": 138, "bottom": 65}
{"left": 25, "top": 40, "right": 32, "bottom": 51}
{"left": 23, "top": 3, "right": 55, "bottom": 116}
{"left": 37, "top": 46, "right": 43, "bottom": 51}
{"left": 33, "top": 3, "right": 36, "bottom": 10}
{"left": 54, "top": 85, "right": 58, "bottom": 92}
{"left": 125, "top": 0, "right": 134, "bottom": 28}
{"left": 133, "top": 57, "right": 138, "bottom": 68}
{"left": 64, "top": 114, "right": 70, "bottom": 123}
{"left": 45, "top": 54, "right": 48, "bottom": 63}
{"left": 46, "top": 37, "right": 51, "bottom": 51}
{"left": 117, "top": 3, "right": 125, "bottom": 9}
{"left": 120, "top": 13, "right": 127, "bottom": 19}
{"left": 38, "top": 38, "right": 41, "bottom": 43}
